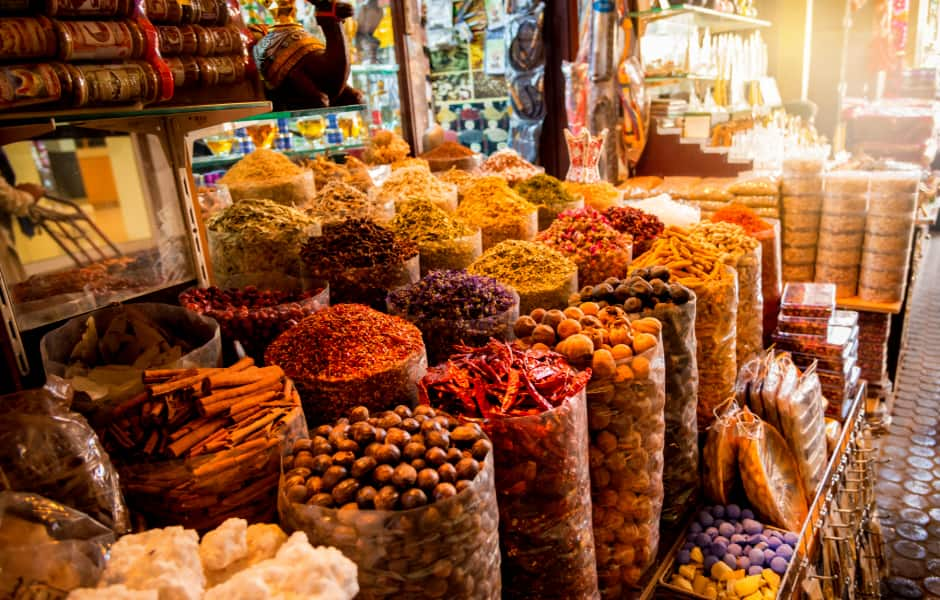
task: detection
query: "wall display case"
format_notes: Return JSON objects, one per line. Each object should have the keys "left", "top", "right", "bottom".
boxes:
{"left": 0, "top": 101, "right": 271, "bottom": 384}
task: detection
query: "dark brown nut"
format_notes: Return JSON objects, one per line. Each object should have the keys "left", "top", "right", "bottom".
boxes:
{"left": 332, "top": 478, "right": 360, "bottom": 505}
{"left": 392, "top": 464, "right": 418, "bottom": 488}
{"left": 455, "top": 480, "right": 472, "bottom": 493}
{"left": 373, "top": 428, "right": 387, "bottom": 443}
{"left": 450, "top": 425, "right": 481, "bottom": 446}
{"left": 293, "top": 453, "right": 317, "bottom": 471}
{"left": 340, "top": 502, "right": 358, "bottom": 513}
{"left": 437, "top": 462, "right": 458, "bottom": 484}
{"left": 377, "top": 412, "right": 403, "bottom": 429}
{"left": 401, "top": 417, "right": 420, "bottom": 433}
{"left": 403, "top": 442, "right": 427, "bottom": 461}
{"left": 433, "top": 482, "right": 458, "bottom": 501}
{"left": 385, "top": 428, "right": 411, "bottom": 448}
{"left": 356, "top": 485, "right": 377, "bottom": 509}
{"left": 410, "top": 433, "right": 425, "bottom": 447}
{"left": 373, "top": 444, "right": 402, "bottom": 465}
{"left": 394, "top": 405, "right": 413, "bottom": 419}
{"left": 417, "top": 468, "right": 440, "bottom": 491}
{"left": 321, "top": 465, "right": 347, "bottom": 491}
{"left": 426, "top": 446, "right": 448, "bottom": 466}
{"left": 414, "top": 405, "right": 436, "bottom": 418}
{"left": 284, "top": 474, "right": 305, "bottom": 489}
{"left": 401, "top": 488, "right": 428, "bottom": 509}
{"left": 336, "top": 439, "right": 360, "bottom": 454}
{"left": 373, "top": 464, "right": 395, "bottom": 485}
{"left": 287, "top": 484, "right": 309, "bottom": 504}
{"left": 455, "top": 458, "right": 480, "bottom": 480}
{"left": 364, "top": 442, "right": 382, "bottom": 458}
{"left": 434, "top": 414, "right": 455, "bottom": 429}
{"left": 305, "top": 476, "right": 324, "bottom": 495}
{"left": 292, "top": 438, "right": 313, "bottom": 453}
{"left": 471, "top": 438, "right": 492, "bottom": 461}
{"left": 307, "top": 492, "right": 334, "bottom": 507}
{"left": 411, "top": 458, "right": 428, "bottom": 470}
{"left": 311, "top": 436, "right": 332, "bottom": 455}
{"left": 374, "top": 485, "right": 400, "bottom": 510}
{"left": 314, "top": 424, "right": 332, "bottom": 437}
{"left": 311, "top": 454, "right": 333, "bottom": 474}
{"left": 351, "top": 456, "right": 378, "bottom": 478}
{"left": 349, "top": 421, "right": 377, "bottom": 445}
{"left": 446, "top": 447, "right": 463, "bottom": 464}
{"left": 349, "top": 406, "right": 370, "bottom": 423}
{"left": 332, "top": 451, "right": 356, "bottom": 468}
{"left": 421, "top": 418, "right": 442, "bottom": 434}
{"left": 328, "top": 424, "right": 349, "bottom": 446}
{"left": 282, "top": 455, "right": 294, "bottom": 470}
{"left": 425, "top": 430, "right": 450, "bottom": 449}
{"left": 286, "top": 467, "right": 311, "bottom": 481}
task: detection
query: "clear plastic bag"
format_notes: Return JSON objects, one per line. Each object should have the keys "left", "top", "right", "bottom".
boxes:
{"left": 121, "top": 405, "right": 307, "bottom": 531}
{"left": 587, "top": 333, "right": 666, "bottom": 594}
{"left": 387, "top": 291, "right": 519, "bottom": 366}
{"left": 0, "top": 491, "right": 115, "bottom": 598}
{"left": 730, "top": 242, "right": 763, "bottom": 369}
{"left": 755, "top": 219, "right": 782, "bottom": 344}
{"left": 638, "top": 298, "right": 698, "bottom": 524}
{"left": 693, "top": 266, "right": 739, "bottom": 429}
{"left": 701, "top": 399, "right": 741, "bottom": 505}
{"left": 0, "top": 387, "right": 129, "bottom": 533}
{"left": 279, "top": 451, "right": 501, "bottom": 599}
{"left": 486, "top": 389, "right": 599, "bottom": 599}
{"left": 736, "top": 411, "right": 809, "bottom": 532}
{"left": 779, "top": 361, "right": 828, "bottom": 495}
{"left": 40, "top": 303, "right": 222, "bottom": 428}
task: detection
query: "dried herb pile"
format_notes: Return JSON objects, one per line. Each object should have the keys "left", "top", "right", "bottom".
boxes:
{"left": 300, "top": 218, "right": 417, "bottom": 270}
{"left": 376, "top": 165, "right": 457, "bottom": 210}
{"left": 388, "top": 270, "right": 514, "bottom": 322}
{"left": 391, "top": 199, "right": 473, "bottom": 244}
{"left": 514, "top": 174, "right": 577, "bottom": 208}
{"left": 604, "top": 205, "right": 665, "bottom": 255}
{"left": 468, "top": 240, "right": 576, "bottom": 296}
{"left": 420, "top": 141, "right": 474, "bottom": 160}
{"left": 220, "top": 148, "right": 302, "bottom": 183}
{"left": 457, "top": 177, "right": 536, "bottom": 228}
{"left": 536, "top": 206, "right": 633, "bottom": 285}
{"left": 306, "top": 180, "right": 376, "bottom": 224}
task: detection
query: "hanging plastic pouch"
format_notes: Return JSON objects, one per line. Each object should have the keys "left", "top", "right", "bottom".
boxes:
{"left": 702, "top": 399, "right": 741, "bottom": 505}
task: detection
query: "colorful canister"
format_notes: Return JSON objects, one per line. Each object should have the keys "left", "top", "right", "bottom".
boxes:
{"left": 55, "top": 19, "right": 145, "bottom": 61}
{"left": 0, "top": 16, "right": 57, "bottom": 60}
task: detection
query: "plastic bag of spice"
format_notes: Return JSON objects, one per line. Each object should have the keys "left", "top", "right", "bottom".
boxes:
{"left": 0, "top": 491, "right": 116, "bottom": 598}
{"left": 737, "top": 411, "right": 809, "bottom": 532}
{"left": 387, "top": 275, "right": 519, "bottom": 366}
{"left": 0, "top": 386, "right": 130, "bottom": 533}
{"left": 583, "top": 332, "right": 666, "bottom": 593}
{"left": 277, "top": 406, "right": 501, "bottom": 599}
{"left": 566, "top": 272, "right": 699, "bottom": 526}
{"left": 692, "top": 267, "right": 739, "bottom": 428}
{"left": 41, "top": 303, "right": 222, "bottom": 427}
{"left": 457, "top": 177, "right": 540, "bottom": 250}
{"left": 179, "top": 278, "right": 329, "bottom": 365}
{"left": 265, "top": 304, "right": 428, "bottom": 426}
{"left": 702, "top": 399, "right": 742, "bottom": 505}
{"left": 206, "top": 198, "right": 319, "bottom": 287}
{"left": 220, "top": 149, "right": 316, "bottom": 207}
{"left": 418, "top": 343, "right": 598, "bottom": 599}
{"left": 485, "top": 388, "right": 599, "bottom": 599}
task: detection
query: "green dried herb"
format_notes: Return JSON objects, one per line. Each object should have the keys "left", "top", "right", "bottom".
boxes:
{"left": 468, "top": 240, "right": 576, "bottom": 295}
{"left": 514, "top": 174, "right": 577, "bottom": 208}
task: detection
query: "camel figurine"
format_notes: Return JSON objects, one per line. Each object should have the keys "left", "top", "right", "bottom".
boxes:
{"left": 250, "top": 0, "right": 364, "bottom": 110}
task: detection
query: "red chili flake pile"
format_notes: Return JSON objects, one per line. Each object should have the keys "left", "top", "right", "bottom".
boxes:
{"left": 603, "top": 205, "right": 665, "bottom": 255}
{"left": 265, "top": 303, "right": 424, "bottom": 380}
{"left": 418, "top": 340, "right": 591, "bottom": 418}
{"left": 536, "top": 206, "right": 634, "bottom": 286}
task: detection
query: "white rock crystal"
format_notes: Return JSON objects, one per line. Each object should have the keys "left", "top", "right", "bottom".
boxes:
{"left": 97, "top": 526, "right": 205, "bottom": 600}
{"left": 203, "top": 532, "right": 358, "bottom": 600}
{"left": 200, "top": 519, "right": 288, "bottom": 587}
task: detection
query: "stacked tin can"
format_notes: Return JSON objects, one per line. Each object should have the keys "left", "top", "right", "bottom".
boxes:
{"left": 0, "top": 1, "right": 166, "bottom": 110}
{"left": 858, "top": 172, "right": 920, "bottom": 303}
{"left": 148, "top": 0, "right": 247, "bottom": 90}
{"left": 814, "top": 171, "right": 870, "bottom": 299}
{"left": 780, "top": 157, "right": 825, "bottom": 283}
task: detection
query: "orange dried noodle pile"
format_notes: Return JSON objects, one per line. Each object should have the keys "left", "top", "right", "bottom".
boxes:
{"left": 710, "top": 203, "right": 773, "bottom": 235}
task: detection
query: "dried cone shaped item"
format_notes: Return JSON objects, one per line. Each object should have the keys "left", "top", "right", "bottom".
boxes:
{"left": 702, "top": 399, "right": 741, "bottom": 505}
{"left": 737, "top": 409, "right": 809, "bottom": 531}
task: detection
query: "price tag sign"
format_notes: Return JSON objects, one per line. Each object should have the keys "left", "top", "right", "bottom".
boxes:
{"left": 682, "top": 113, "right": 712, "bottom": 140}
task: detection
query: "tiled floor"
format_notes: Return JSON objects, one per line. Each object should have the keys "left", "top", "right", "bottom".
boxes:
{"left": 879, "top": 233, "right": 940, "bottom": 598}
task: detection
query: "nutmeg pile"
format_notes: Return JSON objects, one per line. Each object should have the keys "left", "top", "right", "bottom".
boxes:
{"left": 282, "top": 404, "right": 492, "bottom": 511}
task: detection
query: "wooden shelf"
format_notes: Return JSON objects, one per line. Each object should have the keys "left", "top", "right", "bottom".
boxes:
{"left": 836, "top": 296, "right": 903, "bottom": 315}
